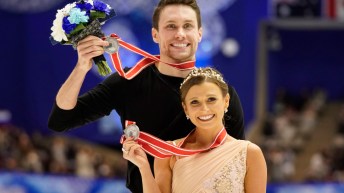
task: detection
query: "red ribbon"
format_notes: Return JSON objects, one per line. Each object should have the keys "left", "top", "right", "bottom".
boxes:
{"left": 108, "top": 33, "right": 195, "bottom": 80}
{"left": 120, "top": 120, "right": 228, "bottom": 159}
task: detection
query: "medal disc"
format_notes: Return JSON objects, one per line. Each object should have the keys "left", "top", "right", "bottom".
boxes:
{"left": 124, "top": 124, "right": 140, "bottom": 140}
{"left": 104, "top": 36, "right": 119, "bottom": 54}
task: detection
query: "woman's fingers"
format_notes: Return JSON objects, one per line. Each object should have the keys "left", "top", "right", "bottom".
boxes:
{"left": 122, "top": 144, "right": 141, "bottom": 162}
{"left": 128, "top": 145, "right": 141, "bottom": 156}
{"left": 122, "top": 139, "right": 149, "bottom": 168}
{"left": 121, "top": 147, "right": 128, "bottom": 154}
{"left": 123, "top": 143, "right": 140, "bottom": 154}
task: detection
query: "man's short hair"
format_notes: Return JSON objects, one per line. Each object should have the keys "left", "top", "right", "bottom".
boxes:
{"left": 152, "top": 0, "right": 202, "bottom": 30}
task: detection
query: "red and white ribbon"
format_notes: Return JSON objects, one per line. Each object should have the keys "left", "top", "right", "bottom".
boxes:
{"left": 120, "top": 120, "right": 228, "bottom": 159}
{"left": 108, "top": 33, "right": 195, "bottom": 80}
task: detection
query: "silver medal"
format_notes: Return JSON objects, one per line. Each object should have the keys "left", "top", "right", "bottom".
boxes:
{"left": 124, "top": 124, "right": 140, "bottom": 140}
{"left": 104, "top": 36, "right": 119, "bottom": 54}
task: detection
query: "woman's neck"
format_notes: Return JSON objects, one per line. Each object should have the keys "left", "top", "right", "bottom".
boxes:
{"left": 185, "top": 126, "right": 225, "bottom": 149}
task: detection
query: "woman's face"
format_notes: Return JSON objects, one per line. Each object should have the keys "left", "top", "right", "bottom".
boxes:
{"left": 183, "top": 82, "right": 229, "bottom": 131}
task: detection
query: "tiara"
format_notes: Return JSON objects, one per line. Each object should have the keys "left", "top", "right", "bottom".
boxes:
{"left": 180, "top": 67, "right": 226, "bottom": 89}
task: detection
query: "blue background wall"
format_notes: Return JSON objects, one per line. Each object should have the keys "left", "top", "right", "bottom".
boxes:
{"left": 0, "top": 0, "right": 343, "bottom": 145}
{"left": 268, "top": 29, "right": 344, "bottom": 110}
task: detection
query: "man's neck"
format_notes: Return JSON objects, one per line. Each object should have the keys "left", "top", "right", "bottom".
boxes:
{"left": 155, "top": 62, "right": 193, "bottom": 78}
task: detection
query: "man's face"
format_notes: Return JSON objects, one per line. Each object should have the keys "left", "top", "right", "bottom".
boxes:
{"left": 152, "top": 4, "right": 202, "bottom": 63}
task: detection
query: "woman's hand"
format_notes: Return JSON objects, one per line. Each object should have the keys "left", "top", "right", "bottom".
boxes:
{"left": 122, "top": 138, "right": 150, "bottom": 169}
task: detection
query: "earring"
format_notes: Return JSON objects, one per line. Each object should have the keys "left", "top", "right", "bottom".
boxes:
{"left": 224, "top": 109, "right": 228, "bottom": 113}
{"left": 186, "top": 115, "right": 190, "bottom": 120}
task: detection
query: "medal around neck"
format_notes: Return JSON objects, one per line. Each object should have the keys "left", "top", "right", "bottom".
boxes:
{"left": 104, "top": 36, "right": 119, "bottom": 54}
{"left": 124, "top": 124, "right": 140, "bottom": 140}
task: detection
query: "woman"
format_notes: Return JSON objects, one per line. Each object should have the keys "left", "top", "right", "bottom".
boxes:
{"left": 122, "top": 67, "right": 267, "bottom": 193}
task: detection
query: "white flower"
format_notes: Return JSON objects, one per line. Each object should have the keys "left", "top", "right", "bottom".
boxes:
{"left": 51, "top": 10, "right": 67, "bottom": 42}
{"left": 61, "top": 2, "right": 76, "bottom": 15}
{"left": 50, "top": 2, "right": 76, "bottom": 42}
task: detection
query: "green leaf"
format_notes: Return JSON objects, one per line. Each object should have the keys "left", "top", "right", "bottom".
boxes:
{"left": 90, "top": 11, "right": 106, "bottom": 20}
{"left": 69, "top": 23, "right": 86, "bottom": 36}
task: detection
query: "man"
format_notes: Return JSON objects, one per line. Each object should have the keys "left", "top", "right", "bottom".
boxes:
{"left": 48, "top": 0, "right": 245, "bottom": 192}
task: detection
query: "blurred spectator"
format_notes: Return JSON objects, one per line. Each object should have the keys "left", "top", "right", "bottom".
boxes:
{"left": 0, "top": 123, "right": 126, "bottom": 180}
{"left": 261, "top": 88, "right": 327, "bottom": 182}
{"left": 305, "top": 100, "right": 344, "bottom": 183}
{"left": 75, "top": 146, "right": 96, "bottom": 178}
{"left": 337, "top": 103, "right": 344, "bottom": 135}
{"left": 0, "top": 109, "right": 11, "bottom": 123}
{"left": 307, "top": 148, "right": 330, "bottom": 181}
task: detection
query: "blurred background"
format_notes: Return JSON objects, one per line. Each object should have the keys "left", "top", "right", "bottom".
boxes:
{"left": 1, "top": 0, "right": 344, "bottom": 192}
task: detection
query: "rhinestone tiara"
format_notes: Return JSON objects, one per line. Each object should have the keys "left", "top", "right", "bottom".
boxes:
{"left": 180, "top": 67, "right": 226, "bottom": 89}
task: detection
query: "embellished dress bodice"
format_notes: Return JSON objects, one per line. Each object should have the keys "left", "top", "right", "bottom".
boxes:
{"left": 172, "top": 139, "right": 249, "bottom": 193}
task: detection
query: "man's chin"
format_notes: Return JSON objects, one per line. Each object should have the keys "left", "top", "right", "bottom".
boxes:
{"left": 170, "top": 54, "right": 194, "bottom": 62}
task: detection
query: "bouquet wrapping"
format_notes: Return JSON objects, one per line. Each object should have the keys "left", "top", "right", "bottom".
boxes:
{"left": 50, "top": 0, "right": 116, "bottom": 76}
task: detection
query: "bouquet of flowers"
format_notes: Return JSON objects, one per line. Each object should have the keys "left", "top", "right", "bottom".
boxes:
{"left": 50, "top": 0, "right": 116, "bottom": 76}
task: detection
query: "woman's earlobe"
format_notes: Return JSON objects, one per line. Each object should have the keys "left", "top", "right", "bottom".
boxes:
{"left": 182, "top": 103, "right": 188, "bottom": 114}
{"left": 225, "top": 93, "right": 230, "bottom": 104}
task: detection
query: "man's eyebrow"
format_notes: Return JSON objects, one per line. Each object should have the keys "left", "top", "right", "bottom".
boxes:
{"left": 183, "top": 19, "right": 195, "bottom": 23}
{"left": 163, "top": 19, "right": 195, "bottom": 23}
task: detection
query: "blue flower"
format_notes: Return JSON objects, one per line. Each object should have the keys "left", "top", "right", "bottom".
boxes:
{"left": 75, "top": 2, "right": 92, "bottom": 11}
{"left": 93, "top": 0, "right": 110, "bottom": 14}
{"left": 62, "top": 17, "right": 77, "bottom": 34}
{"left": 68, "top": 8, "right": 89, "bottom": 24}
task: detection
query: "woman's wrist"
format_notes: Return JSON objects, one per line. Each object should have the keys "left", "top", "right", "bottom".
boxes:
{"left": 138, "top": 163, "right": 151, "bottom": 173}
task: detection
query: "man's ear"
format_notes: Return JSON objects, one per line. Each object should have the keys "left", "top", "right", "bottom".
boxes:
{"left": 198, "top": 27, "right": 203, "bottom": 42}
{"left": 152, "top": 28, "right": 159, "bottom": 43}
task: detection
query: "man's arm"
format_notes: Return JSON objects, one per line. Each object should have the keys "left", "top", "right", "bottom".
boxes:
{"left": 225, "top": 86, "right": 245, "bottom": 139}
{"left": 56, "top": 36, "right": 109, "bottom": 110}
{"left": 48, "top": 36, "right": 110, "bottom": 131}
